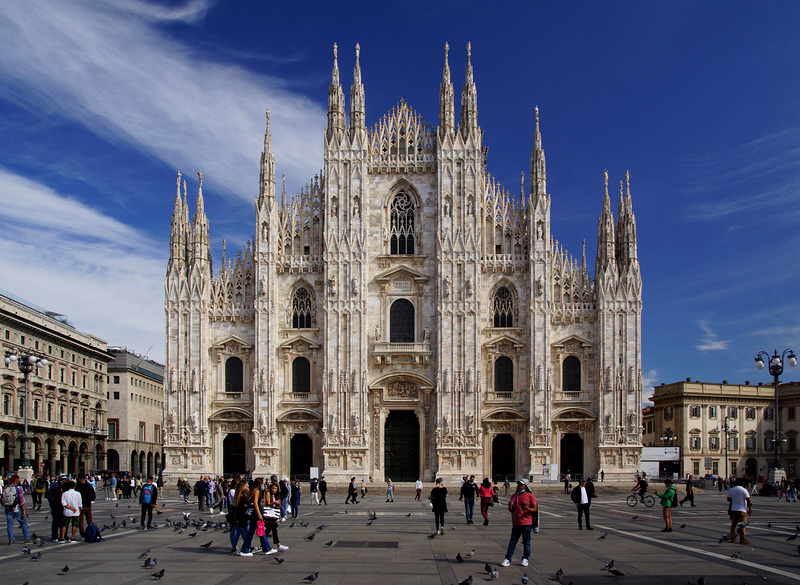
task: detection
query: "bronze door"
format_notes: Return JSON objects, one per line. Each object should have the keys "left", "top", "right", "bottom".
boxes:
{"left": 223, "top": 433, "right": 246, "bottom": 475}
{"left": 384, "top": 411, "right": 419, "bottom": 481}
{"left": 492, "top": 433, "right": 516, "bottom": 482}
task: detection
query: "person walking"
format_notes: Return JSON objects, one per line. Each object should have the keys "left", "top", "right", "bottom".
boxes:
{"left": 3, "top": 474, "right": 31, "bottom": 545}
{"left": 680, "top": 475, "right": 696, "bottom": 507}
{"left": 414, "top": 478, "right": 423, "bottom": 501}
{"left": 478, "top": 477, "right": 494, "bottom": 526}
{"left": 386, "top": 479, "right": 394, "bottom": 502}
{"left": 503, "top": 476, "right": 511, "bottom": 496}
{"left": 139, "top": 475, "right": 158, "bottom": 530}
{"left": 345, "top": 477, "right": 359, "bottom": 504}
{"left": 727, "top": 477, "right": 752, "bottom": 544}
{"left": 429, "top": 478, "right": 448, "bottom": 535}
{"left": 109, "top": 473, "right": 118, "bottom": 500}
{"left": 600, "top": 470, "right": 605, "bottom": 482}
{"left": 264, "top": 482, "right": 289, "bottom": 552}
{"left": 570, "top": 477, "right": 595, "bottom": 530}
{"left": 318, "top": 476, "right": 328, "bottom": 505}
{"left": 31, "top": 473, "right": 47, "bottom": 511}
{"left": 59, "top": 480, "right": 82, "bottom": 543}
{"left": 655, "top": 479, "right": 677, "bottom": 532}
{"left": 248, "top": 478, "right": 275, "bottom": 555}
{"left": 195, "top": 476, "right": 208, "bottom": 511}
{"left": 75, "top": 474, "right": 95, "bottom": 537}
{"left": 279, "top": 478, "right": 290, "bottom": 520}
{"left": 500, "top": 479, "right": 537, "bottom": 568}
{"left": 290, "top": 478, "right": 301, "bottom": 519}
{"left": 459, "top": 475, "right": 477, "bottom": 524}
{"left": 563, "top": 473, "right": 571, "bottom": 494}
{"left": 310, "top": 477, "right": 319, "bottom": 506}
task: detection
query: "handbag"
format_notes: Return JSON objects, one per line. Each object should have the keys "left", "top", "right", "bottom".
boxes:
{"left": 256, "top": 520, "right": 266, "bottom": 536}
{"left": 262, "top": 506, "right": 280, "bottom": 520}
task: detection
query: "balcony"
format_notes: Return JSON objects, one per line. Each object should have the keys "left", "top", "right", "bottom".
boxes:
{"left": 485, "top": 390, "right": 525, "bottom": 405}
{"left": 553, "top": 390, "right": 591, "bottom": 404}
{"left": 373, "top": 342, "right": 431, "bottom": 365}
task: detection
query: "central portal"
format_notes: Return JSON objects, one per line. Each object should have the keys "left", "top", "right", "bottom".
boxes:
{"left": 560, "top": 433, "right": 584, "bottom": 478}
{"left": 223, "top": 434, "right": 246, "bottom": 476}
{"left": 384, "top": 410, "right": 420, "bottom": 481}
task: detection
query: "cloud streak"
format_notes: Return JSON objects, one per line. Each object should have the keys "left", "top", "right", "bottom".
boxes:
{"left": 696, "top": 320, "right": 729, "bottom": 351}
{"left": 0, "top": 0, "right": 326, "bottom": 201}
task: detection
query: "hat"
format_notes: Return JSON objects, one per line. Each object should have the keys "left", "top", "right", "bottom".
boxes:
{"left": 579, "top": 477, "right": 587, "bottom": 482}
{"left": 516, "top": 478, "right": 529, "bottom": 486}
{"left": 59, "top": 474, "right": 68, "bottom": 479}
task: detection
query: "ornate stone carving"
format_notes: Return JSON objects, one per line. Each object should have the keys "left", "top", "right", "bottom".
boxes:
{"left": 387, "top": 381, "right": 418, "bottom": 398}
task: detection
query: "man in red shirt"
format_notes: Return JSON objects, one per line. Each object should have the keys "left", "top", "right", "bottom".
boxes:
{"left": 500, "top": 478, "right": 537, "bottom": 568}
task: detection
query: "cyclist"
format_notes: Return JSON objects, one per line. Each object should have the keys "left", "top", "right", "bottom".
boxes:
{"left": 631, "top": 476, "right": 648, "bottom": 502}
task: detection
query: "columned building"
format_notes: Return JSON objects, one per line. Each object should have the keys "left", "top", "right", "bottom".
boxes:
{"left": 106, "top": 347, "right": 165, "bottom": 477}
{"left": 164, "top": 44, "right": 643, "bottom": 483}
{"left": 0, "top": 289, "right": 112, "bottom": 477}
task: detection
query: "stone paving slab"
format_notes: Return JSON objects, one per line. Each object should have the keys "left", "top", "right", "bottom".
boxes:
{"left": 2, "top": 488, "right": 799, "bottom": 585}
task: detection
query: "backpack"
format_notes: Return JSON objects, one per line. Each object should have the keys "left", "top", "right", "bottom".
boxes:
{"left": 2, "top": 485, "right": 19, "bottom": 508}
{"left": 84, "top": 523, "right": 103, "bottom": 542}
{"left": 141, "top": 484, "right": 153, "bottom": 504}
{"left": 669, "top": 487, "right": 679, "bottom": 507}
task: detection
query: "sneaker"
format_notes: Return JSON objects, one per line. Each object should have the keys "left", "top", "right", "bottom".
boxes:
{"left": 521, "top": 559, "right": 529, "bottom": 567}
{"left": 500, "top": 559, "right": 511, "bottom": 567}
{"left": 56, "top": 540, "right": 65, "bottom": 544}
{"left": 230, "top": 548, "right": 239, "bottom": 555}
{"left": 251, "top": 547, "right": 261, "bottom": 553}
{"left": 277, "top": 545, "right": 289, "bottom": 552}
{"left": 264, "top": 549, "right": 277, "bottom": 555}
{"left": 238, "top": 551, "right": 253, "bottom": 557}
{"left": 23, "top": 539, "right": 32, "bottom": 544}
{"left": 439, "top": 528, "right": 444, "bottom": 535}
{"left": 740, "top": 538, "right": 752, "bottom": 544}
{"left": 7, "top": 541, "right": 13, "bottom": 545}
{"left": 280, "top": 517, "right": 286, "bottom": 522}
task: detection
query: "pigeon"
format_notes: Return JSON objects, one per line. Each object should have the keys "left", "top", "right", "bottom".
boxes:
{"left": 138, "top": 550, "right": 151, "bottom": 559}
{"left": 30, "top": 552, "right": 41, "bottom": 561}
{"left": 365, "top": 520, "right": 373, "bottom": 526}
{"left": 631, "top": 515, "right": 638, "bottom": 520}
{"left": 456, "top": 552, "right": 464, "bottom": 563}
{"left": 325, "top": 540, "right": 333, "bottom": 547}
{"left": 484, "top": 563, "right": 493, "bottom": 574}
{"left": 151, "top": 568, "right": 165, "bottom": 580}
{"left": 289, "top": 523, "right": 295, "bottom": 528}
{"left": 304, "top": 572, "right": 319, "bottom": 582}
{"left": 786, "top": 533, "right": 798, "bottom": 541}
{"left": 458, "top": 577, "right": 473, "bottom": 585}
{"left": 369, "top": 511, "right": 378, "bottom": 520}
{"left": 451, "top": 526, "right": 457, "bottom": 530}
{"left": 555, "top": 568, "right": 564, "bottom": 582}
{"left": 731, "top": 551, "right": 742, "bottom": 559}
{"left": 305, "top": 533, "right": 316, "bottom": 541}
{"left": 466, "top": 549, "right": 476, "bottom": 558}
{"left": 146, "top": 558, "right": 158, "bottom": 568}
{"left": 609, "top": 569, "right": 625, "bottom": 577}
{"left": 406, "top": 513, "right": 411, "bottom": 517}
{"left": 598, "top": 532, "right": 608, "bottom": 540}
{"left": 188, "top": 532, "right": 197, "bottom": 537}
{"left": 316, "top": 525, "right": 325, "bottom": 530}
{"left": 276, "top": 557, "right": 284, "bottom": 564}
{"left": 767, "top": 523, "right": 772, "bottom": 528}
{"left": 719, "top": 534, "right": 731, "bottom": 544}
{"left": 601, "top": 560, "right": 614, "bottom": 571}
{"left": 59, "top": 565, "right": 69, "bottom": 575}
{"left": 122, "top": 520, "right": 127, "bottom": 528}
{"left": 115, "top": 503, "right": 119, "bottom": 507}
{"left": 522, "top": 575, "right": 529, "bottom": 585}
{"left": 490, "top": 569, "right": 499, "bottom": 580}
{"left": 427, "top": 533, "right": 436, "bottom": 539}
{"left": 736, "top": 522, "right": 749, "bottom": 534}
{"left": 200, "top": 541, "right": 213, "bottom": 549}
{"left": 110, "top": 514, "right": 116, "bottom": 519}
{"left": 21, "top": 546, "right": 31, "bottom": 554}
{"left": 796, "top": 524, "right": 800, "bottom": 532}
{"left": 141, "top": 558, "right": 152, "bottom": 567}
{"left": 182, "top": 512, "right": 191, "bottom": 520}
{"left": 680, "top": 524, "right": 687, "bottom": 529}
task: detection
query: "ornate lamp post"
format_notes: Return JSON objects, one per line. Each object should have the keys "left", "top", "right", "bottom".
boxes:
{"left": 755, "top": 349, "right": 796, "bottom": 471}
{"left": 719, "top": 415, "right": 737, "bottom": 479}
{"left": 660, "top": 428, "right": 675, "bottom": 447}
{"left": 4, "top": 349, "right": 48, "bottom": 481}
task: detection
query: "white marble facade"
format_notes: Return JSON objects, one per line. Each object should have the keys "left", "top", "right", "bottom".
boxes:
{"left": 163, "top": 43, "right": 643, "bottom": 484}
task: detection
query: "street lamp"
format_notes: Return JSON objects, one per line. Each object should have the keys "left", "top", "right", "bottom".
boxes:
{"left": 660, "top": 428, "right": 675, "bottom": 446}
{"left": 755, "top": 348, "right": 796, "bottom": 470}
{"left": 4, "top": 349, "right": 48, "bottom": 480}
{"left": 719, "top": 416, "right": 737, "bottom": 479}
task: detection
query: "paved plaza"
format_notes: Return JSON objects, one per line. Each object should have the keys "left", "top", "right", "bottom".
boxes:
{"left": 2, "top": 485, "right": 800, "bottom": 585}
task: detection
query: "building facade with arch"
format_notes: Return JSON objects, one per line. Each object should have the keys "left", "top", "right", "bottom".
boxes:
{"left": 164, "top": 44, "right": 643, "bottom": 483}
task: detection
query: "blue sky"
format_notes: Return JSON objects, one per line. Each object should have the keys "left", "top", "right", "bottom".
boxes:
{"left": 1, "top": 1, "right": 799, "bottom": 402}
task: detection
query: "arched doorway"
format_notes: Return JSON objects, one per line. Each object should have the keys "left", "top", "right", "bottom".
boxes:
{"left": 384, "top": 410, "right": 420, "bottom": 481}
{"left": 745, "top": 457, "right": 758, "bottom": 481}
{"left": 560, "top": 433, "right": 583, "bottom": 477}
{"left": 107, "top": 449, "right": 120, "bottom": 471}
{"left": 223, "top": 434, "right": 246, "bottom": 475}
{"left": 290, "top": 434, "right": 313, "bottom": 480}
{"left": 131, "top": 450, "right": 139, "bottom": 475}
{"left": 492, "top": 434, "right": 516, "bottom": 482}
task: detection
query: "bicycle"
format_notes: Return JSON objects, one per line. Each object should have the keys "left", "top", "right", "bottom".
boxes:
{"left": 626, "top": 493, "right": 655, "bottom": 507}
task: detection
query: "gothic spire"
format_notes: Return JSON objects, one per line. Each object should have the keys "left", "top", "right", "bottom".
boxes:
{"left": 438, "top": 42, "right": 454, "bottom": 137}
{"left": 349, "top": 43, "right": 365, "bottom": 139}
{"left": 460, "top": 42, "right": 478, "bottom": 139}
{"left": 169, "top": 170, "right": 185, "bottom": 266}
{"left": 596, "top": 170, "right": 616, "bottom": 274}
{"left": 259, "top": 110, "right": 275, "bottom": 201}
{"left": 327, "top": 43, "right": 345, "bottom": 140}
{"left": 191, "top": 170, "right": 209, "bottom": 263}
{"left": 616, "top": 170, "right": 639, "bottom": 266}
{"left": 530, "top": 106, "right": 547, "bottom": 198}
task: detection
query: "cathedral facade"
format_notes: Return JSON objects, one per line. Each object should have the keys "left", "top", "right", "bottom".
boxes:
{"left": 164, "top": 44, "right": 643, "bottom": 484}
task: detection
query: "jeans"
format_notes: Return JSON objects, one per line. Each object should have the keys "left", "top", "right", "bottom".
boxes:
{"left": 280, "top": 497, "right": 289, "bottom": 519}
{"left": 5, "top": 508, "right": 30, "bottom": 542}
{"left": 577, "top": 504, "right": 591, "bottom": 528}
{"left": 141, "top": 503, "right": 153, "bottom": 527}
{"left": 241, "top": 518, "right": 258, "bottom": 553}
{"left": 229, "top": 523, "right": 242, "bottom": 550}
{"left": 31, "top": 491, "right": 43, "bottom": 509}
{"left": 387, "top": 487, "right": 394, "bottom": 501}
{"left": 505, "top": 524, "right": 532, "bottom": 561}
{"left": 290, "top": 500, "right": 299, "bottom": 519}
{"left": 50, "top": 508, "right": 63, "bottom": 541}
{"left": 464, "top": 498, "right": 474, "bottom": 522}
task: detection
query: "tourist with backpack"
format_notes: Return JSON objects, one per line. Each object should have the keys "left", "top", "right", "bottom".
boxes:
{"left": 31, "top": 473, "right": 47, "bottom": 510}
{"left": 655, "top": 479, "right": 678, "bottom": 532}
{"left": 3, "top": 474, "right": 31, "bottom": 545}
{"left": 139, "top": 475, "right": 158, "bottom": 530}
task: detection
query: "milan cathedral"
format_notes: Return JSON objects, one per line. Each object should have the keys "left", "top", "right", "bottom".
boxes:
{"left": 164, "top": 43, "right": 643, "bottom": 483}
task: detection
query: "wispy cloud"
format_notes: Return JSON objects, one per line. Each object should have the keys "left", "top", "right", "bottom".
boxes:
{"left": 682, "top": 129, "right": 800, "bottom": 221}
{"left": 642, "top": 369, "right": 659, "bottom": 405}
{"left": 696, "top": 320, "right": 729, "bottom": 351}
{"left": 0, "top": 0, "right": 326, "bottom": 201}
{"left": 0, "top": 168, "right": 166, "bottom": 357}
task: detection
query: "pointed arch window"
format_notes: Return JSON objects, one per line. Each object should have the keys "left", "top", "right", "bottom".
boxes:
{"left": 390, "top": 192, "right": 415, "bottom": 254}
{"left": 562, "top": 356, "right": 581, "bottom": 392}
{"left": 494, "top": 356, "right": 514, "bottom": 394}
{"left": 492, "top": 286, "right": 514, "bottom": 327}
{"left": 390, "top": 299, "right": 415, "bottom": 342}
{"left": 225, "top": 357, "right": 243, "bottom": 393}
{"left": 292, "top": 357, "right": 311, "bottom": 394}
{"left": 292, "top": 287, "right": 312, "bottom": 328}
